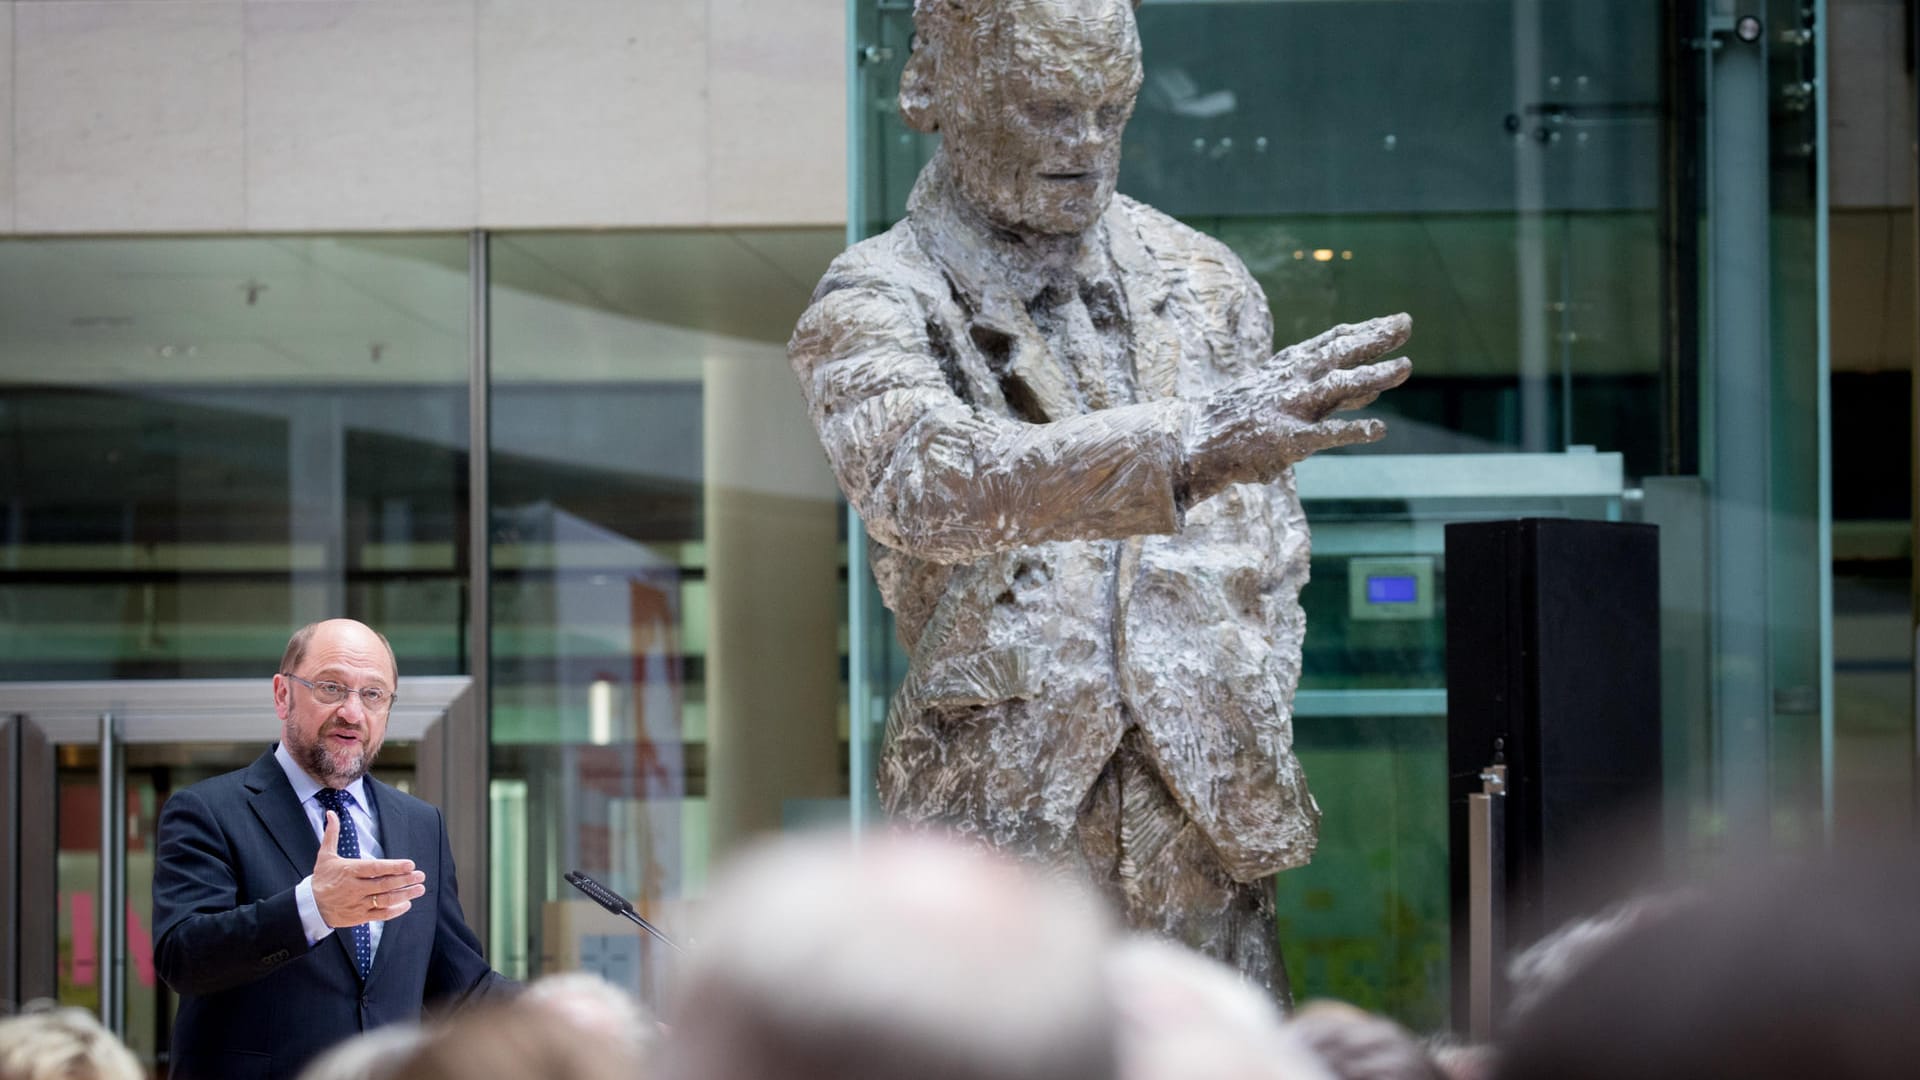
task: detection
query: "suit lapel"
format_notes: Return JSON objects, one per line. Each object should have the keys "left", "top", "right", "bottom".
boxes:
{"left": 244, "top": 751, "right": 320, "bottom": 881}
{"left": 1105, "top": 200, "right": 1180, "bottom": 402}
{"left": 245, "top": 752, "right": 369, "bottom": 980}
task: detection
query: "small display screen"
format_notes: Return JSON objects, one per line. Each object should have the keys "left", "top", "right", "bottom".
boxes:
{"left": 1366, "top": 575, "right": 1419, "bottom": 604}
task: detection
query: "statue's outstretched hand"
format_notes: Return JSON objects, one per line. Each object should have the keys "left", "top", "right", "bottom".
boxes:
{"left": 1182, "top": 313, "right": 1412, "bottom": 506}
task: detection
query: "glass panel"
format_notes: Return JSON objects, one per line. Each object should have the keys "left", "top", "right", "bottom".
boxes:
{"left": 1762, "top": 0, "right": 1828, "bottom": 846}
{"left": 485, "top": 230, "right": 847, "bottom": 1007}
{"left": 1825, "top": 0, "right": 1914, "bottom": 833}
{"left": 0, "top": 236, "right": 474, "bottom": 679}
{"left": 0, "top": 234, "right": 469, "bottom": 1071}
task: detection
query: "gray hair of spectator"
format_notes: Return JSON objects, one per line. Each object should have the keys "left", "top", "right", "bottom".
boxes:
{"left": 391, "top": 1004, "right": 640, "bottom": 1080}
{"left": 1107, "top": 936, "right": 1334, "bottom": 1080}
{"left": 293, "top": 1024, "right": 427, "bottom": 1080}
{"left": 1503, "top": 892, "right": 1694, "bottom": 1026}
{"left": 523, "top": 971, "right": 658, "bottom": 1062}
{"left": 0, "top": 1001, "right": 143, "bottom": 1080}
{"left": 1425, "top": 1040, "right": 1498, "bottom": 1080}
{"left": 1284, "top": 1000, "right": 1446, "bottom": 1080}
{"left": 662, "top": 829, "right": 1119, "bottom": 1080}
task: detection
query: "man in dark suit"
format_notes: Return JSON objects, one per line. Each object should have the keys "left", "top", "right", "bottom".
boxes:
{"left": 154, "top": 618, "right": 511, "bottom": 1080}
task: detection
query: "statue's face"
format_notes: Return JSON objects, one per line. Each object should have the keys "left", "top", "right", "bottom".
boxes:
{"left": 943, "top": 2, "right": 1143, "bottom": 236}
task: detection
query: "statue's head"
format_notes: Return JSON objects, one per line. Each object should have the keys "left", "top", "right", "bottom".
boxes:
{"left": 902, "top": 0, "right": 1144, "bottom": 237}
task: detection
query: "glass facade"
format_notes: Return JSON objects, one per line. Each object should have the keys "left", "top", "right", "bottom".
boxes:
{"left": 482, "top": 230, "right": 848, "bottom": 1002}
{"left": 0, "top": 235, "right": 469, "bottom": 1067}
{"left": 0, "top": 236, "right": 474, "bottom": 677}
{"left": 0, "top": 229, "right": 848, "bottom": 1057}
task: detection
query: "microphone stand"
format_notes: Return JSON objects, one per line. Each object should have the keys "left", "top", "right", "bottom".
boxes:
{"left": 564, "top": 870, "right": 685, "bottom": 954}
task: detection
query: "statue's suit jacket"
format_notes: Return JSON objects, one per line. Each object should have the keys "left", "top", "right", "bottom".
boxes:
{"left": 153, "top": 749, "right": 509, "bottom": 1080}
{"left": 790, "top": 159, "right": 1319, "bottom": 881}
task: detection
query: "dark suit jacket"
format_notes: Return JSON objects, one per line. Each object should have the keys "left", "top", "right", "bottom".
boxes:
{"left": 153, "top": 748, "right": 510, "bottom": 1080}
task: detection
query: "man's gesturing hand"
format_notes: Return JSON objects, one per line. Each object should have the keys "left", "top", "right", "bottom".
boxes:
{"left": 312, "top": 809, "right": 426, "bottom": 928}
{"left": 1183, "top": 313, "right": 1413, "bottom": 506}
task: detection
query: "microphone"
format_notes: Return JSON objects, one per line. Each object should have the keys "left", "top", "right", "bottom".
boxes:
{"left": 565, "top": 871, "right": 684, "bottom": 953}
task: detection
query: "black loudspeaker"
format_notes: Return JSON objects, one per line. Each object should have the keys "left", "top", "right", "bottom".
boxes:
{"left": 1445, "top": 517, "right": 1662, "bottom": 1029}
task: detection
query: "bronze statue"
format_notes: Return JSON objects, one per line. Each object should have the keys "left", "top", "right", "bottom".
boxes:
{"left": 789, "top": 0, "right": 1411, "bottom": 1001}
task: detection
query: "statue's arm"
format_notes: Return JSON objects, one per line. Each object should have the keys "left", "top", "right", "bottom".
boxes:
{"left": 791, "top": 279, "right": 1192, "bottom": 563}
{"left": 791, "top": 268, "right": 1411, "bottom": 563}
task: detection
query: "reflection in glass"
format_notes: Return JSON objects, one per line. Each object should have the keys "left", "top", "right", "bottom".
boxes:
{"left": 0, "top": 235, "right": 470, "bottom": 1070}
{"left": 484, "top": 230, "right": 847, "bottom": 1007}
{"left": 0, "top": 236, "right": 473, "bottom": 680}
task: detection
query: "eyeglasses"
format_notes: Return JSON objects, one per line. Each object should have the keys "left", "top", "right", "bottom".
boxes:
{"left": 281, "top": 673, "right": 397, "bottom": 713}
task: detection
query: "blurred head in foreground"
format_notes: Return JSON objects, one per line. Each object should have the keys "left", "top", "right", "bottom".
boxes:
{"left": 294, "top": 1024, "right": 426, "bottom": 1080}
{"left": 0, "top": 1002, "right": 142, "bottom": 1080}
{"left": 1285, "top": 1000, "right": 1444, "bottom": 1080}
{"left": 392, "top": 1003, "right": 641, "bottom": 1080}
{"left": 1107, "top": 936, "right": 1331, "bottom": 1080}
{"left": 663, "top": 829, "right": 1118, "bottom": 1080}
{"left": 1502, "top": 891, "right": 1698, "bottom": 1029}
{"left": 1497, "top": 849, "right": 1920, "bottom": 1080}
{"left": 1426, "top": 1041, "right": 1497, "bottom": 1080}
{"left": 523, "top": 971, "right": 658, "bottom": 1064}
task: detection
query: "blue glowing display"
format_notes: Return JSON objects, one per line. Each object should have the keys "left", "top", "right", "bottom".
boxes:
{"left": 1366, "top": 575, "right": 1419, "bottom": 604}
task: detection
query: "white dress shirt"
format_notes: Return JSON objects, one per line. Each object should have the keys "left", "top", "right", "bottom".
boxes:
{"left": 274, "top": 742, "right": 387, "bottom": 955}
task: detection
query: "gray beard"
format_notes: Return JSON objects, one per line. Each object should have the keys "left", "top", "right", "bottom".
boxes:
{"left": 299, "top": 734, "right": 372, "bottom": 785}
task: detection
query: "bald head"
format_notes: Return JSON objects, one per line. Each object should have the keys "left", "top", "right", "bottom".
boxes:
{"left": 281, "top": 619, "right": 397, "bottom": 685}
{"left": 665, "top": 830, "right": 1118, "bottom": 1080}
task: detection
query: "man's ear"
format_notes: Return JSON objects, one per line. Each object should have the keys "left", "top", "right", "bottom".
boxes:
{"left": 273, "top": 675, "right": 291, "bottom": 721}
{"left": 899, "top": 45, "right": 940, "bottom": 133}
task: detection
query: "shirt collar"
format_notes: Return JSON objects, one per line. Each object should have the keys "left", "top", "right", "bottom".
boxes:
{"left": 273, "top": 740, "right": 371, "bottom": 813}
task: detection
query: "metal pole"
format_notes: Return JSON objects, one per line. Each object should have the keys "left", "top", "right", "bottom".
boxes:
{"left": 1467, "top": 764, "right": 1508, "bottom": 1040}
{"left": 1706, "top": 1, "right": 1773, "bottom": 848}
{"left": 2, "top": 715, "right": 19, "bottom": 1009}
{"left": 98, "top": 712, "right": 125, "bottom": 1035}
{"left": 464, "top": 230, "right": 493, "bottom": 937}
{"left": 1910, "top": 0, "right": 1920, "bottom": 830}
{"left": 1812, "top": 0, "right": 1834, "bottom": 844}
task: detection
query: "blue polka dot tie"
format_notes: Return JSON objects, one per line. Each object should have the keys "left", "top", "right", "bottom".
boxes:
{"left": 316, "top": 787, "right": 374, "bottom": 981}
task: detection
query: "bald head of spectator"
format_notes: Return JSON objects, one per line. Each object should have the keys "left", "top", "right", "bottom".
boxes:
{"left": 1107, "top": 936, "right": 1332, "bottom": 1080}
{"left": 294, "top": 1024, "right": 426, "bottom": 1080}
{"left": 0, "top": 1003, "right": 142, "bottom": 1080}
{"left": 391, "top": 1003, "right": 640, "bottom": 1080}
{"left": 663, "top": 829, "right": 1118, "bottom": 1080}
{"left": 523, "top": 971, "right": 658, "bottom": 1064}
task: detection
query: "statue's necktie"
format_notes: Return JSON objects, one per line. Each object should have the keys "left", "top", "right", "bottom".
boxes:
{"left": 1033, "top": 276, "right": 1132, "bottom": 411}
{"left": 315, "top": 787, "right": 374, "bottom": 980}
